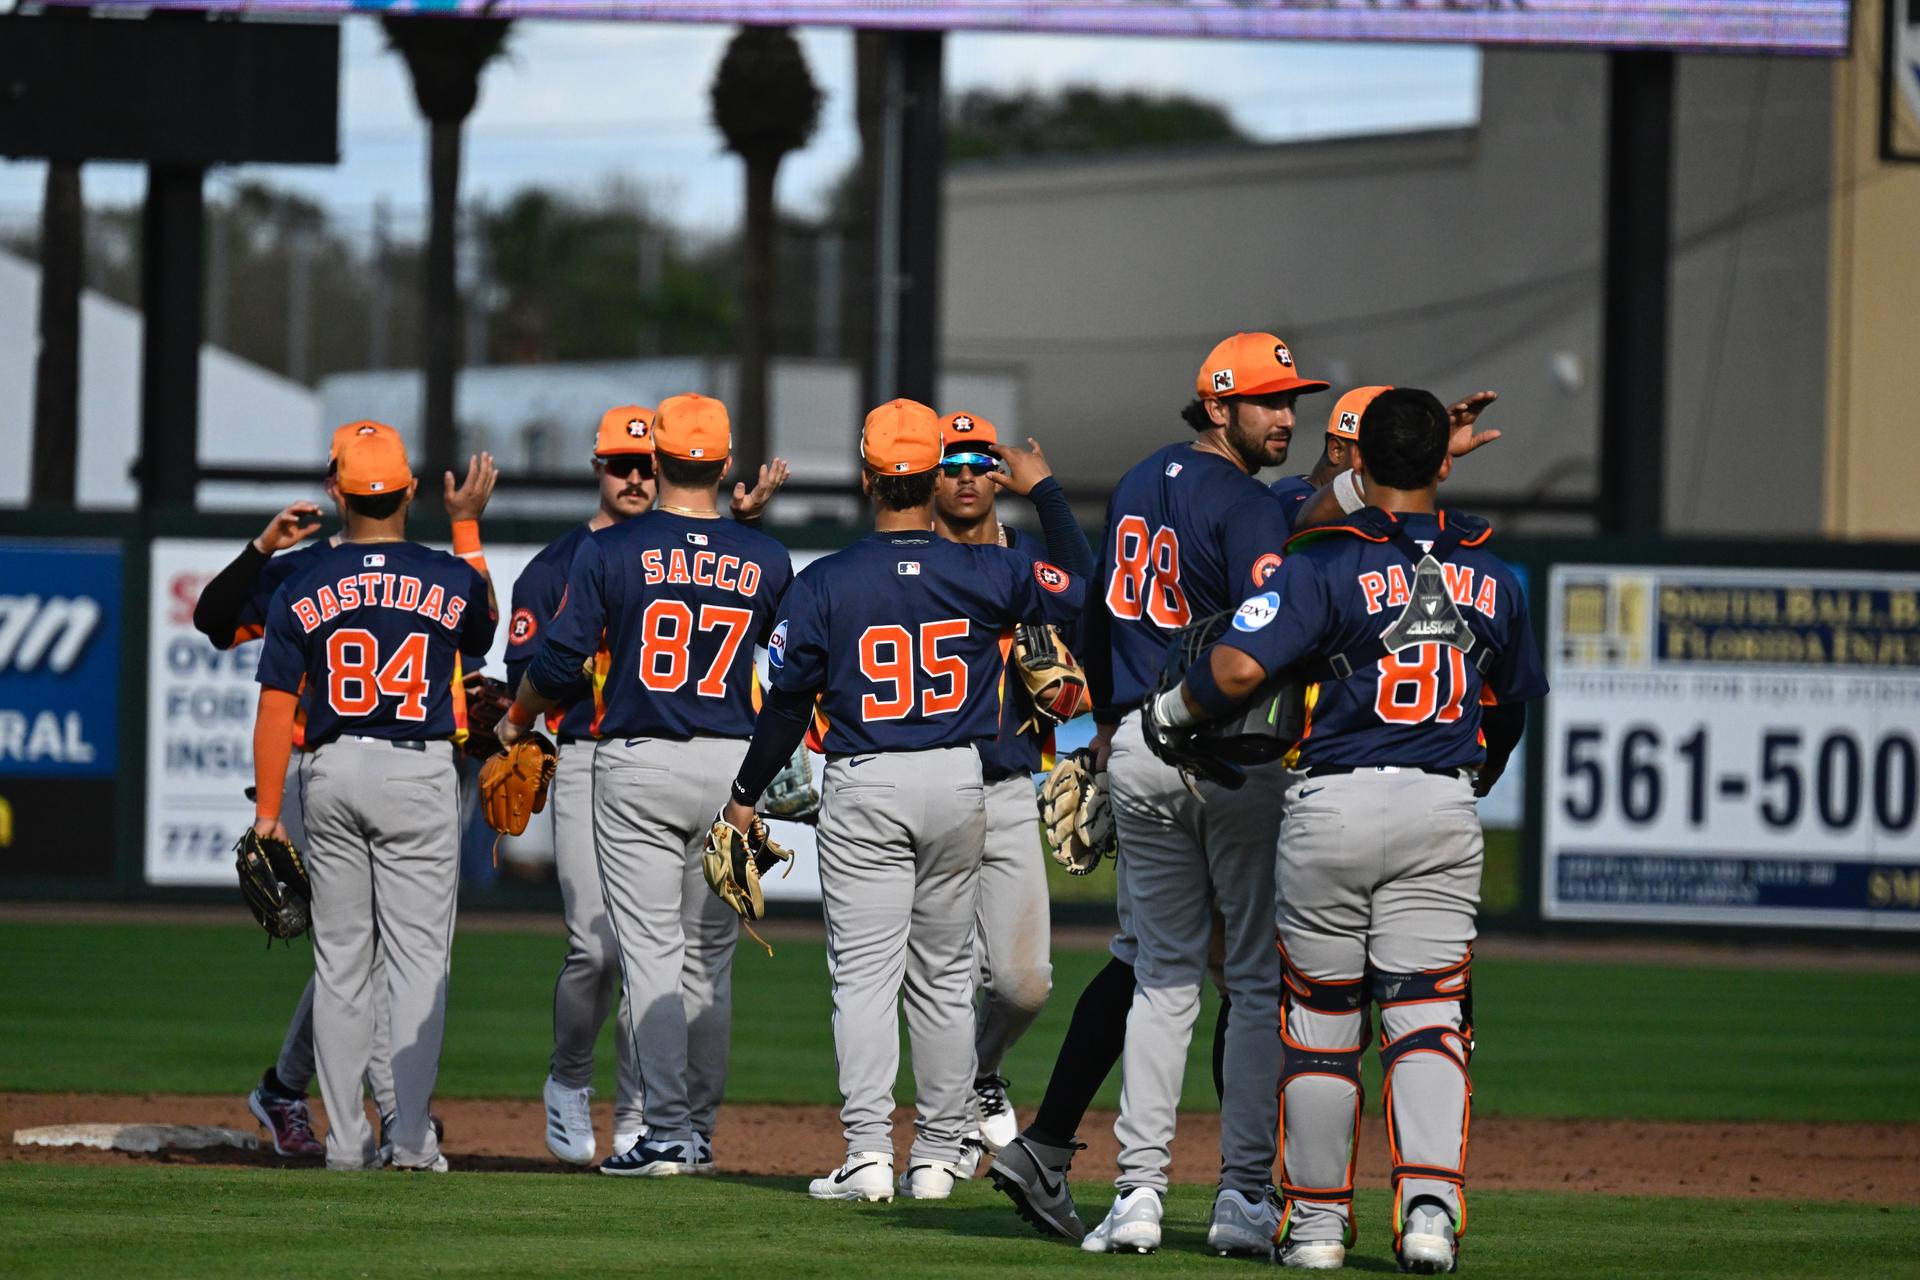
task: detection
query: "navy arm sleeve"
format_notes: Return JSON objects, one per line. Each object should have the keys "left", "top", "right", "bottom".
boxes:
{"left": 1027, "top": 476, "right": 1093, "bottom": 580}
{"left": 192, "top": 541, "right": 271, "bottom": 649}
{"left": 529, "top": 538, "right": 606, "bottom": 699}
{"left": 730, "top": 686, "right": 814, "bottom": 807}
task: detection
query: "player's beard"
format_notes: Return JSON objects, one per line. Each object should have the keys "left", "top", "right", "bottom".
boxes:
{"left": 1225, "top": 404, "right": 1286, "bottom": 474}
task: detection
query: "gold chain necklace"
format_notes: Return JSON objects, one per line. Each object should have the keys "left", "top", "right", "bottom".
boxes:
{"left": 658, "top": 503, "right": 721, "bottom": 519}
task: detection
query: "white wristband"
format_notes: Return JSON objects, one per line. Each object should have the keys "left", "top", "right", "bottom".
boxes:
{"left": 1153, "top": 686, "right": 1202, "bottom": 731}
{"left": 1332, "top": 468, "right": 1365, "bottom": 514}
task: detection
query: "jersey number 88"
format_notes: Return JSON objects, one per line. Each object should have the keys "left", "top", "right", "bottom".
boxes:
{"left": 1105, "top": 515, "right": 1191, "bottom": 627}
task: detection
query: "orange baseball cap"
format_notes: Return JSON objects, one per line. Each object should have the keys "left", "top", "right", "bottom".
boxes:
{"left": 652, "top": 393, "right": 731, "bottom": 461}
{"left": 329, "top": 419, "right": 401, "bottom": 461}
{"left": 336, "top": 429, "right": 413, "bottom": 496}
{"left": 595, "top": 405, "right": 655, "bottom": 457}
{"left": 938, "top": 411, "right": 998, "bottom": 451}
{"left": 1196, "top": 332, "right": 1330, "bottom": 400}
{"left": 1327, "top": 386, "right": 1393, "bottom": 441}
{"left": 863, "top": 399, "right": 942, "bottom": 475}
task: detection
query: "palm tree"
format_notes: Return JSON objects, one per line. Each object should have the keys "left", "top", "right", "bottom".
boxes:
{"left": 712, "top": 26, "right": 821, "bottom": 477}
{"left": 385, "top": 14, "right": 511, "bottom": 487}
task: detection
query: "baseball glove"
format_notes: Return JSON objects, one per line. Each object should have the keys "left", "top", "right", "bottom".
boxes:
{"left": 1041, "top": 748, "right": 1114, "bottom": 874}
{"left": 760, "top": 742, "right": 821, "bottom": 823}
{"left": 702, "top": 812, "right": 793, "bottom": 956}
{"left": 479, "top": 733, "right": 558, "bottom": 837}
{"left": 235, "top": 828, "right": 312, "bottom": 944}
{"left": 1141, "top": 610, "right": 1248, "bottom": 791}
{"left": 1012, "top": 623, "right": 1090, "bottom": 734}
{"left": 461, "top": 675, "right": 515, "bottom": 760}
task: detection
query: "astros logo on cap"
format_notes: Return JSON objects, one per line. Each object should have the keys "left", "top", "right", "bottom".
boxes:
{"left": 627, "top": 418, "right": 648, "bottom": 439}
{"left": 950, "top": 415, "right": 975, "bottom": 433}
{"left": 1273, "top": 343, "right": 1294, "bottom": 367}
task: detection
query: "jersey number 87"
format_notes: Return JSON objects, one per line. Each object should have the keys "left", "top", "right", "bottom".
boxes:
{"left": 639, "top": 600, "right": 753, "bottom": 698}
{"left": 1105, "top": 515, "right": 1191, "bottom": 627}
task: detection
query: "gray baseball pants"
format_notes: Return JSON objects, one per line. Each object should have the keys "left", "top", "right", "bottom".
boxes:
{"left": 593, "top": 735, "right": 745, "bottom": 1145}
{"left": 972, "top": 773, "right": 1052, "bottom": 1078}
{"left": 299, "top": 737, "right": 459, "bottom": 1171}
{"left": 1278, "top": 769, "right": 1480, "bottom": 1244}
{"left": 272, "top": 757, "right": 396, "bottom": 1119}
{"left": 549, "top": 740, "right": 645, "bottom": 1135}
{"left": 816, "top": 747, "right": 986, "bottom": 1166}
{"left": 1107, "top": 716, "right": 1286, "bottom": 1197}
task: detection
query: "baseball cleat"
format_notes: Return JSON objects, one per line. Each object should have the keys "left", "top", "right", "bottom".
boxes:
{"left": 600, "top": 1136, "right": 697, "bottom": 1177}
{"left": 808, "top": 1152, "right": 895, "bottom": 1202}
{"left": 989, "top": 1132, "right": 1086, "bottom": 1241}
{"left": 953, "top": 1135, "right": 987, "bottom": 1181}
{"left": 543, "top": 1075, "right": 597, "bottom": 1166}
{"left": 1207, "top": 1186, "right": 1282, "bottom": 1257}
{"left": 1275, "top": 1238, "right": 1348, "bottom": 1270}
{"left": 247, "top": 1076, "right": 323, "bottom": 1158}
{"left": 611, "top": 1128, "right": 645, "bottom": 1159}
{"left": 393, "top": 1154, "right": 450, "bottom": 1173}
{"left": 1081, "top": 1186, "right": 1163, "bottom": 1254}
{"left": 1397, "top": 1199, "right": 1458, "bottom": 1274}
{"left": 689, "top": 1132, "right": 717, "bottom": 1176}
{"left": 897, "top": 1159, "right": 960, "bottom": 1200}
{"left": 972, "top": 1074, "right": 1018, "bottom": 1152}
{"left": 378, "top": 1111, "right": 446, "bottom": 1169}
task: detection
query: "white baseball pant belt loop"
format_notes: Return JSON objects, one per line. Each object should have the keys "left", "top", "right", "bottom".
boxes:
{"left": 1106, "top": 715, "right": 1286, "bottom": 1197}
{"left": 591, "top": 735, "right": 748, "bottom": 1145}
{"left": 298, "top": 735, "right": 461, "bottom": 1171}
{"left": 816, "top": 746, "right": 988, "bottom": 1168}
{"left": 549, "top": 737, "right": 645, "bottom": 1137}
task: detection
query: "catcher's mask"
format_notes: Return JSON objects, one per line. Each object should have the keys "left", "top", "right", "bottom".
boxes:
{"left": 1153, "top": 609, "right": 1306, "bottom": 765}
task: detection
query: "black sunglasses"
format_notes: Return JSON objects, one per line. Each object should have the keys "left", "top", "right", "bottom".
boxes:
{"left": 939, "top": 452, "right": 1000, "bottom": 478}
{"left": 601, "top": 455, "right": 654, "bottom": 480}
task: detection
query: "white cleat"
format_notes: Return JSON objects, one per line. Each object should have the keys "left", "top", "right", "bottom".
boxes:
{"left": 972, "top": 1074, "right": 1019, "bottom": 1152}
{"left": 688, "top": 1132, "right": 717, "bottom": 1175}
{"left": 953, "top": 1137, "right": 986, "bottom": 1181}
{"left": 1397, "top": 1200, "right": 1458, "bottom": 1274}
{"left": 1275, "top": 1238, "right": 1347, "bottom": 1270}
{"left": 898, "top": 1159, "right": 960, "bottom": 1200}
{"left": 543, "top": 1075, "right": 596, "bottom": 1166}
{"left": 1081, "top": 1187, "right": 1163, "bottom": 1255}
{"left": 611, "top": 1129, "right": 645, "bottom": 1160}
{"left": 808, "top": 1152, "right": 895, "bottom": 1202}
{"left": 600, "top": 1136, "right": 697, "bottom": 1177}
{"left": 1207, "top": 1187, "right": 1282, "bottom": 1257}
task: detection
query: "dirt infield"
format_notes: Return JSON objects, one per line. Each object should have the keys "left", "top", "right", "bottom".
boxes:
{"left": 5, "top": 1092, "right": 1914, "bottom": 1203}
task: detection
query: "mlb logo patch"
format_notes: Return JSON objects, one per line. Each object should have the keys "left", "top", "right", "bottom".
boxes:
{"left": 356, "top": 424, "right": 378, "bottom": 436}
{"left": 689, "top": 448, "right": 707, "bottom": 458}
{"left": 367, "top": 481, "right": 386, "bottom": 492}
{"left": 897, "top": 562, "right": 921, "bottom": 576}
{"left": 686, "top": 532, "right": 709, "bottom": 546}
{"left": 1273, "top": 343, "right": 1294, "bottom": 367}
{"left": 1165, "top": 462, "right": 1183, "bottom": 478}
{"left": 1210, "top": 369, "right": 1235, "bottom": 394}
{"left": 363, "top": 554, "right": 386, "bottom": 567}
{"left": 1033, "top": 561, "right": 1069, "bottom": 594}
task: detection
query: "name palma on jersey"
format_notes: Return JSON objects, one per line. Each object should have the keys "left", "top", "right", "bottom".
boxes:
{"left": 638, "top": 545, "right": 763, "bottom": 598}
{"left": 1359, "top": 561, "right": 1499, "bottom": 620}
{"left": 288, "top": 570, "right": 469, "bottom": 634}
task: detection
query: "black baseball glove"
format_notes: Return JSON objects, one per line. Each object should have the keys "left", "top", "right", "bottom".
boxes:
{"left": 235, "top": 828, "right": 312, "bottom": 944}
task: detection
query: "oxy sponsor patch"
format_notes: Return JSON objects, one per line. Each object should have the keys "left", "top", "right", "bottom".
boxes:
{"left": 1233, "top": 591, "right": 1282, "bottom": 632}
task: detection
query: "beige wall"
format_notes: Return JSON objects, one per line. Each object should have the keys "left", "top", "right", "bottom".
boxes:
{"left": 1825, "top": 0, "right": 1920, "bottom": 539}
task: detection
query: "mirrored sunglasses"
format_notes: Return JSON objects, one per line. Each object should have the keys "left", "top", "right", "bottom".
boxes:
{"left": 939, "top": 452, "right": 1000, "bottom": 478}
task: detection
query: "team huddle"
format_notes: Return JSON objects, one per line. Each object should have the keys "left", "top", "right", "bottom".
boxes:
{"left": 207, "top": 330, "right": 1546, "bottom": 1274}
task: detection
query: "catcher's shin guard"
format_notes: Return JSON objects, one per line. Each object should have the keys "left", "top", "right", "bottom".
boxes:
{"left": 1371, "top": 952, "right": 1473, "bottom": 1255}
{"left": 1276, "top": 949, "right": 1366, "bottom": 1250}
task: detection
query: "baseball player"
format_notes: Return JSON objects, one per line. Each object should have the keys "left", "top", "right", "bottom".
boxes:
{"left": 196, "top": 423, "right": 495, "bottom": 1159}
{"left": 500, "top": 393, "right": 794, "bottom": 1178}
{"left": 1288, "top": 391, "right": 1502, "bottom": 535}
{"left": 999, "top": 332, "right": 1322, "bottom": 1255}
{"left": 251, "top": 426, "right": 497, "bottom": 1171}
{"left": 1270, "top": 386, "right": 1385, "bottom": 532}
{"left": 1154, "top": 387, "right": 1545, "bottom": 1272}
{"left": 927, "top": 411, "right": 1093, "bottom": 1164}
{"left": 718, "top": 399, "right": 1085, "bottom": 1203}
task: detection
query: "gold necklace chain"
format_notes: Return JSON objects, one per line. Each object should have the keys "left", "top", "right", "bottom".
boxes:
{"left": 658, "top": 503, "right": 721, "bottom": 519}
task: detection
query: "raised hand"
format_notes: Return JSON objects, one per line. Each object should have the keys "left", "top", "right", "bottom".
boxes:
{"left": 1447, "top": 391, "right": 1502, "bottom": 459}
{"left": 731, "top": 457, "right": 792, "bottom": 521}
{"left": 984, "top": 437, "right": 1054, "bottom": 497}
{"left": 253, "top": 501, "right": 325, "bottom": 555}
{"left": 444, "top": 452, "right": 499, "bottom": 522}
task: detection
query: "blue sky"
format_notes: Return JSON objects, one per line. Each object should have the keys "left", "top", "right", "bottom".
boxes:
{"left": 0, "top": 19, "right": 1477, "bottom": 241}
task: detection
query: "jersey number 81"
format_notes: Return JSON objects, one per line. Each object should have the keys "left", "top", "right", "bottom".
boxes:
{"left": 1105, "top": 515, "right": 1190, "bottom": 627}
{"left": 1374, "top": 645, "right": 1470, "bottom": 726}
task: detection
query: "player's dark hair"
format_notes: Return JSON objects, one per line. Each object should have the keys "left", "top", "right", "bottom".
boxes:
{"left": 327, "top": 459, "right": 339, "bottom": 478}
{"left": 868, "top": 469, "right": 938, "bottom": 511}
{"left": 1357, "top": 387, "right": 1450, "bottom": 490}
{"left": 657, "top": 454, "right": 726, "bottom": 490}
{"left": 1179, "top": 398, "right": 1214, "bottom": 433}
{"left": 344, "top": 490, "right": 407, "bottom": 520}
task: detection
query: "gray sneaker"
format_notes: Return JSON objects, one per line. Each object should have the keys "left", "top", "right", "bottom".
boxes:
{"left": 1397, "top": 1199, "right": 1457, "bottom": 1274}
{"left": 1207, "top": 1186, "right": 1282, "bottom": 1256}
{"left": 988, "top": 1133, "right": 1086, "bottom": 1242}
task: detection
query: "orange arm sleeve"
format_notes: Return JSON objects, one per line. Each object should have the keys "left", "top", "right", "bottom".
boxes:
{"left": 253, "top": 687, "right": 299, "bottom": 821}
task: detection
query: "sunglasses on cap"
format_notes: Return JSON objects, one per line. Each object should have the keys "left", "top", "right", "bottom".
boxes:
{"left": 600, "top": 455, "right": 654, "bottom": 480}
{"left": 939, "top": 452, "right": 1000, "bottom": 478}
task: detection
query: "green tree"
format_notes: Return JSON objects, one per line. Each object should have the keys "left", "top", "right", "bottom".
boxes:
{"left": 946, "top": 85, "right": 1248, "bottom": 162}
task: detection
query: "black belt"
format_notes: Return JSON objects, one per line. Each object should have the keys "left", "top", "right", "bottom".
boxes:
{"left": 558, "top": 733, "right": 580, "bottom": 746}
{"left": 1305, "top": 764, "right": 1465, "bottom": 779}
{"left": 335, "top": 735, "right": 434, "bottom": 752}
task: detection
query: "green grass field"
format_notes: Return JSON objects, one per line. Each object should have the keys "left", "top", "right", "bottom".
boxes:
{"left": 2, "top": 921, "right": 1914, "bottom": 1122}
{"left": 3, "top": 920, "right": 1916, "bottom": 1278}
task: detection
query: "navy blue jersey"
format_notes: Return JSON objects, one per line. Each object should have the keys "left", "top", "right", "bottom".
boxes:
{"left": 255, "top": 540, "right": 496, "bottom": 747}
{"left": 505, "top": 522, "right": 597, "bottom": 739}
{"left": 979, "top": 524, "right": 1059, "bottom": 778}
{"left": 1219, "top": 511, "right": 1548, "bottom": 769}
{"left": 1091, "top": 442, "right": 1294, "bottom": 713}
{"left": 541, "top": 512, "right": 792, "bottom": 741}
{"left": 771, "top": 531, "right": 1085, "bottom": 756}
{"left": 1269, "top": 474, "right": 1315, "bottom": 535}
{"left": 222, "top": 537, "right": 331, "bottom": 648}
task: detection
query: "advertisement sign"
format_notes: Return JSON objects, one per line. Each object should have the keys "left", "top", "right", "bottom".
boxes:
{"left": 57, "top": 0, "right": 1853, "bottom": 55}
{"left": 0, "top": 540, "right": 122, "bottom": 879}
{"left": 1543, "top": 564, "right": 1920, "bottom": 930}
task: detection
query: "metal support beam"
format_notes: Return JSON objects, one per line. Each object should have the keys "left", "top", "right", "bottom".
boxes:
{"left": 1599, "top": 51, "right": 1674, "bottom": 534}
{"left": 868, "top": 29, "right": 944, "bottom": 407}
{"left": 31, "top": 160, "right": 82, "bottom": 507}
{"left": 138, "top": 164, "right": 205, "bottom": 509}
